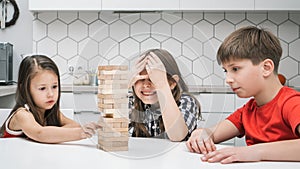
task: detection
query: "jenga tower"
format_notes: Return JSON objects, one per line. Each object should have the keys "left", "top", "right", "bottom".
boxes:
{"left": 97, "top": 65, "right": 129, "bottom": 151}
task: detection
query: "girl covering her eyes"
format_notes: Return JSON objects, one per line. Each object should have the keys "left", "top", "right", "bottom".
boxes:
{"left": 128, "top": 49, "right": 202, "bottom": 141}
{"left": 0, "top": 55, "right": 100, "bottom": 143}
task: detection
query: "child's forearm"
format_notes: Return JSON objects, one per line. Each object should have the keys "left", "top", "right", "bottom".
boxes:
{"left": 25, "top": 126, "right": 88, "bottom": 143}
{"left": 156, "top": 84, "right": 188, "bottom": 141}
{"left": 252, "top": 139, "right": 300, "bottom": 161}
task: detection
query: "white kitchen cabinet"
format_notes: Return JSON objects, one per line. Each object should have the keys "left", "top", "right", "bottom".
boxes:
{"left": 180, "top": 0, "right": 255, "bottom": 11}
{"left": 29, "top": 0, "right": 102, "bottom": 11}
{"left": 101, "top": 0, "right": 180, "bottom": 11}
{"left": 255, "top": 0, "right": 300, "bottom": 10}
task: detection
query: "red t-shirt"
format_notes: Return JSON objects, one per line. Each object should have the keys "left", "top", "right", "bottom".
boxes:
{"left": 227, "top": 86, "right": 300, "bottom": 146}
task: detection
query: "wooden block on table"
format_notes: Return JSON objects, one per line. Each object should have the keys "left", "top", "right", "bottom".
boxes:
{"left": 97, "top": 144, "right": 128, "bottom": 151}
{"left": 98, "top": 140, "right": 128, "bottom": 147}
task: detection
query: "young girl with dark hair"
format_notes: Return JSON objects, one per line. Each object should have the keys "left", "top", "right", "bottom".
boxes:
{"left": 0, "top": 55, "right": 99, "bottom": 143}
{"left": 129, "top": 49, "right": 201, "bottom": 141}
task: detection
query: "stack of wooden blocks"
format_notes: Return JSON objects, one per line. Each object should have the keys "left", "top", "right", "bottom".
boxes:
{"left": 97, "top": 65, "right": 129, "bottom": 151}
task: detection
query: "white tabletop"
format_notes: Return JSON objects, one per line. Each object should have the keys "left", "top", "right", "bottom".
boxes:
{"left": 0, "top": 137, "right": 299, "bottom": 169}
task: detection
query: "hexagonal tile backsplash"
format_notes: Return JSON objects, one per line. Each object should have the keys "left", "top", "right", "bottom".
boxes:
{"left": 33, "top": 11, "right": 300, "bottom": 87}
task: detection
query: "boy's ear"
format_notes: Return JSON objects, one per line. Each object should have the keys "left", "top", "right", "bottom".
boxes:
{"left": 262, "top": 59, "right": 274, "bottom": 77}
{"left": 170, "top": 75, "right": 179, "bottom": 90}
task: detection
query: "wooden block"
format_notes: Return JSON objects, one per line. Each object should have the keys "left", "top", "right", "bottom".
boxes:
{"left": 98, "top": 130, "right": 128, "bottom": 137}
{"left": 98, "top": 98, "right": 128, "bottom": 104}
{"left": 98, "top": 88, "right": 128, "bottom": 95}
{"left": 98, "top": 79, "right": 128, "bottom": 85}
{"left": 98, "top": 74, "right": 128, "bottom": 80}
{"left": 98, "top": 131, "right": 122, "bottom": 137}
{"left": 98, "top": 70, "right": 128, "bottom": 75}
{"left": 98, "top": 84, "right": 128, "bottom": 90}
{"left": 97, "top": 93, "right": 128, "bottom": 99}
{"left": 97, "top": 144, "right": 128, "bottom": 151}
{"left": 98, "top": 65, "right": 128, "bottom": 71}
{"left": 98, "top": 117, "right": 129, "bottom": 127}
{"left": 98, "top": 103, "right": 128, "bottom": 109}
{"left": 98, "top": 108, "right": 129, "bottom": 116}
{"left": 121, "top": 122, "right": 128, "bottom": 128}
{"left": 99, "top": 117, "right": 129, "bottom": 123}
{"left": 102, "top": 113, "right": 114, "bottom": 118}
{"left": 99, "top": 127, "right": 128, "bottom": 133}
{"left": 98, "top": 135, "right": 129, "bottom": 141}
{"left": 98, "top": 140, "right": 128, "bottom": 147}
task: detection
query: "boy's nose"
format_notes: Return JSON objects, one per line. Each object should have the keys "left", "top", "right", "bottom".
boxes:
{"left": 225, "top": 74, "right": 234, "bottom": 84}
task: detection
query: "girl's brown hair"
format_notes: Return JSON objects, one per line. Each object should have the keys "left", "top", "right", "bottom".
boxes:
{"left": 1, "top": 55, "right": 62, "bottom": 136}
{"left": 130, "top": 49, "right": 201, "bottom": 137}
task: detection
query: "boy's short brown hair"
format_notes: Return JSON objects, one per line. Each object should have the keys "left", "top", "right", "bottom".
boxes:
{"left": 216, "top": 26, "right": 282, "bottom": 73}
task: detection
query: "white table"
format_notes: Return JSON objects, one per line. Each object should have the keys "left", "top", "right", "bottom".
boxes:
{"left": 0, "top": 137, "right": 299, "bottom": 169}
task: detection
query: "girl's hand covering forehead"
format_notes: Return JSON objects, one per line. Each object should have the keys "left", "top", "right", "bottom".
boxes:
{"left": 128, "top": 55, "right": 148, "bottom": 88}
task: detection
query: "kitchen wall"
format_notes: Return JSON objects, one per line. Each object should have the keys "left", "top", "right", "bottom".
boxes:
{"left": 32, "top": 11, "right": 300, "bottom": 87}
{"left": 0, "top": 0, "right": 33, "bottom": 81}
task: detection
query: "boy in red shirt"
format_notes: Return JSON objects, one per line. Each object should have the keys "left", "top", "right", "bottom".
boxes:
{"left": 186, "top": 26, "right": 300, "bottom": 163}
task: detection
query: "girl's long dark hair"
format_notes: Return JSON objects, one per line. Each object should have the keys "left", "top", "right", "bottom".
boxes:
{"left": 0, "top": 55, "right": 62, "bottom": 136}
{"left": 130, "top": 49, "right": 201, "bottom": 137}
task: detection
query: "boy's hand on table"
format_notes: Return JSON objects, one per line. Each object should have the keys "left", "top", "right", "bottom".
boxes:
{"left": 201, "top": 146, "right": 262, "bottom": 164}
{"left": 186, "top": 128, "right": 216, "bottom": 154}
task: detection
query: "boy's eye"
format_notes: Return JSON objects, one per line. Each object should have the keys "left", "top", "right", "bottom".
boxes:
{"left": 232, "top": 67, "right": 239, "bottom": 71}
{"left": 53, "top": 85, "right": 58, "bottom": 89}
{"left": 223, "top": 69, "right": 227, "bottom": 73}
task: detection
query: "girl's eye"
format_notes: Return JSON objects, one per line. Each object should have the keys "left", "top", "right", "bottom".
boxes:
{"left": 223, "top": 69, "right": 227, "bottom": 73}
{"left": 53, "top": 85, "right": 58, "bottom": 89}
{"left": 39, "top": 87, "right": 46, "bottom": 90}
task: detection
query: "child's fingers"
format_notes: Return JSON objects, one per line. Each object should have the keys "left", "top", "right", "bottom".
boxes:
{"left": 128, "top": 74, "right": 149, "bottom": 88}
{"left": 202, "top": 139, "right": 215, "bottom": 154}
{"left": 136, "top": 54, "right": 147, "bottom": 64}
{"left": 149, "top": 52, "right": 161, "bottom": 63}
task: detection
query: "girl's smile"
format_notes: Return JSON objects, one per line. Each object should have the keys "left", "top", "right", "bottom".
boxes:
{"left": 134, "top": 70, "right": 159, "bottom": 104}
